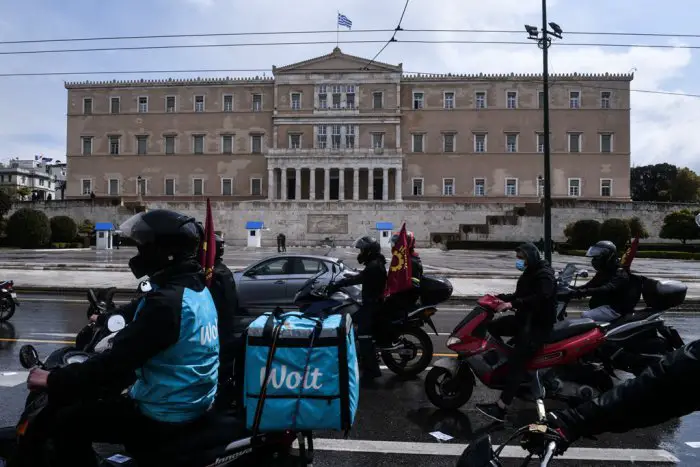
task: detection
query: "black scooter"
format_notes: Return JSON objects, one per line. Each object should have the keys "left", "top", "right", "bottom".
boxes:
{"left": 0, "top": 280, "right": 19, "bottom": 323}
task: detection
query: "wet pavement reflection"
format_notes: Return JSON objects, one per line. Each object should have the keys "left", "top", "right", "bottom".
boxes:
{"left": 1, "top": 297, "right": 700, "bottom": 465}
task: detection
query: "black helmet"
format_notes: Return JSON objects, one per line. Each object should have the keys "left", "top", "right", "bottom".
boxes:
{"left": 120, "top": 210, "right": 201, "bottom": 279}
{"left": 215, "top": 234, "right": 225, "bottom": 260}
{"left": 353, "top": 236, "right": 381, "bottom": 265}
{"left": 585, "top": 240, "right": 618, "bottom": 271}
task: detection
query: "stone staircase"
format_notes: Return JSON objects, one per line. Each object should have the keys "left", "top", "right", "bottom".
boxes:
{"left": 458, "top": 203, "right": 543, "bottom": 239}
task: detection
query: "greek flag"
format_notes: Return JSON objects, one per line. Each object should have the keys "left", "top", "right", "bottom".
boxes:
{"left": 337, "top": 13, "right": 352, "bottom": 29}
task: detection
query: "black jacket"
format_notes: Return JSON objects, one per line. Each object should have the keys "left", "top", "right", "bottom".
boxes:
{"left": 554, "top": 339, "right": 700, "bottom": 441}
{"left": 498, "top": 243, "right": 557, "bottom": 331}
{"left": 579, "top": 266, "right": 638, "bottom": 315}
{"left": 209, "top": 260, "right": 241, "bottom": 380}
{"left": 47, "top": 260, "right": 209, "bottom": 400}
{"left": 411, "top": 255, "right": 423, "bottom": 287}
{"left": 333, "top": 255, "right": 387, "bottom": 306}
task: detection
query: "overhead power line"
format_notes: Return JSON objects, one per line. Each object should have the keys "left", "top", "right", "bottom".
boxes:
{"left": 364, "top": 0, "right": 411, "bottom": 69}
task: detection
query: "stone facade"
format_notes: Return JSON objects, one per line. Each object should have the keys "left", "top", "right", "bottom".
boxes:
{"left": 9, "top": 200, "right": 693, "bottom": 247}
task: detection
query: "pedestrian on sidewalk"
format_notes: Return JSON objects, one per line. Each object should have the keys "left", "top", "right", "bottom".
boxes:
{"left": 277, "top": 233, "right": 287, "bottom": 252}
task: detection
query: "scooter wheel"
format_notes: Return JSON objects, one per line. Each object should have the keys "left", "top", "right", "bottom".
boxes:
{"left": 425, "top": 366, "right": 474, "bottom": 410}
{"left": 380, "top": 327, "right": 434, "bottom": 378}
{"left": 0, "top": 300, "right": 15, "bottom": 322}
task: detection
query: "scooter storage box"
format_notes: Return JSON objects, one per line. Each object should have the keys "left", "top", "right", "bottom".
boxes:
{"left": 641, "top": 278, "right": 687, "bottom": 311}
{"left": 420, "top": 275, "right": 454, "bottom": 306}
{"left": 244, "top": 310, "right": 360, "bottom": 432}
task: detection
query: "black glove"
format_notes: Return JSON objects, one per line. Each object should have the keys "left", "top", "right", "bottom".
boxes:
{"left": 525, "top": 412, "right": 575, "bottom": 455}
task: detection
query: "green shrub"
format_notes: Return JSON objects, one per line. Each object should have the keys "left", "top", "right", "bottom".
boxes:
{"left": 626, "top": 217, "right": 650, "bottom": 239}
{"left": 78, "top": 219, "right": 95, "bottom": 236}
{"left": 600, "top": 218, "right": 632, "bottom": 251}
{"left": 660, "top": 209, "right": 700, "bottom": 244}
{"left": 50, "top": 216, "right": 78, "bottom": 243}
{"left": 563, "top": 219, "right": 602, "bottom": 249}
{"left": 6, "top": 208, "right": 51, "bottom": 249}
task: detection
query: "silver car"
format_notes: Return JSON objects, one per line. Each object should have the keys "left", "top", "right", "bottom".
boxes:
{"left": 232, "top": 253, "right": 358, "bottom": 317}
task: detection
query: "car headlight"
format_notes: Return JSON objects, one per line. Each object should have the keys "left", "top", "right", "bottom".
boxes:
{"left": 446, "top": 336, "right": 461, "bottom": 347}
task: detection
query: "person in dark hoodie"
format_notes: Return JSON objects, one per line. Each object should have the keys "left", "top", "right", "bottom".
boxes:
{"left": 476, "top": 242, "right": 557, "bottom": 422}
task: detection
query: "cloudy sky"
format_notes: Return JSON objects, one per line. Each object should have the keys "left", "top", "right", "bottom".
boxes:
{"left": 0, "top": 0, "right": 698, "bottom": 170}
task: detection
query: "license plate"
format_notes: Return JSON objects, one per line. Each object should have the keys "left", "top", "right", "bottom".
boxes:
{"left": 10, "top": 293, "right": 16, "bottom": 299}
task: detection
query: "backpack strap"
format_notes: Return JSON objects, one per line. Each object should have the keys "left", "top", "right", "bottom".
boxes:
{"left": 251, "top": 314, "right": 285, "bottom": 436}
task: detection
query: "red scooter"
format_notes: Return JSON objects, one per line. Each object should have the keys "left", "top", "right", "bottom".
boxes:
{"left": 425, "top": 295, "right": 615, "bottom": 410}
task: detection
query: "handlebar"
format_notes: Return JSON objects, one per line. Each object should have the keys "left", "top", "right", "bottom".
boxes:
{"left": 542, "top": 441, "right": 557, "bottom": 465}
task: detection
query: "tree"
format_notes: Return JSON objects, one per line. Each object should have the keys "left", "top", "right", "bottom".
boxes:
{"left": 630, "top": 163, "right": 700, "bottom": 202}
{"left": 0, "top": 190, "right": 11, "bottom": 217}
{"left": 600, "top": 218, "right": 632, "bottom": 251}
{"left": 671, "top": 167, "right": 700, "bottom": 202}
{"left": 15, "top": 187, "right": 32, "bottom": 201}
{"left": 50, "top": 216, "right": 78, "bottom": 243}
{"left": 563, "top": 220, "right": 602, "bottom": 249}
{"left": 659, "top": 209, "right": 700, "bottom": 244}
{"left": 5, "top": 208, "right": 51, "bottom": 248}
{"left": 78, "top": 219, "right": 95, "bottom": 236}
{"left": 626, "top": 217, "right": 650, "bottom": 239}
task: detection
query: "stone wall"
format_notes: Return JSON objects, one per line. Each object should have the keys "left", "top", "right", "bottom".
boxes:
{"left": 7, "top": 199, "right": 695, "bottom": 247}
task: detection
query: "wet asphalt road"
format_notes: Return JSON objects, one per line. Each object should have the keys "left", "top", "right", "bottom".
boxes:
{"left": 2, "top": 297, "right": 700, "bottom": 465}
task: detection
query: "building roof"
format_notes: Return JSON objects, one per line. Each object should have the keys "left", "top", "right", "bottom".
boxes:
{"left": 273, "top": 47, "right": 402, "bottom": 73}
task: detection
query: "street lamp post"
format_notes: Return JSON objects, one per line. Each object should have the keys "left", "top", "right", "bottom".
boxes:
{"left": 525, "top": 0, "right": 563, "bottom": 265}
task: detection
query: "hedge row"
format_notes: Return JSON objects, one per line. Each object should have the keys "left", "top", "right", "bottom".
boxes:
{"left": 560, "top": 249, "right": 700, "bottom": 260}
{"left": 1, "top": 208, "right": 93, "bottom": 249}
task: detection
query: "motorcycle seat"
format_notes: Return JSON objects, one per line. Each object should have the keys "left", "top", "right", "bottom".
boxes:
{"left": 545, "top": 318, "right": 599, "bottom": 344}
{"left": 607, "top": 310, "right": 657, "bottom": 329}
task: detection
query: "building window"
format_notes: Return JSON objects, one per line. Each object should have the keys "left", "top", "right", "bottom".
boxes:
{"left": 413, "top": 91, "right": 424, "bottom": 110}
{"left": 506, "top": 91, "right": 518, "bottom": 109}
{"left": 137, "top": 178, "right": 147, "bottom": 196}
{"left": 39, "top": 179, "right": 45, "bottom": 187}
{"left": 331, "top": 85, "right": 342, "bottom": 109}
{"left": 193, "top": 178, "right": 204, "bottom": 195}
{"left": 442, "top": 178, "right": 455, "bottom": 196}
{"left": 474, "top": 178, "right": 486, "bottom": 196}
{"left": 412, "top": 134, "right": 424, "bottom": 153}
{"left": 81, "top": 137, "right": 93, "bottom": 156}
{"left": 345, "top": 125, "right": 356, "bottom": 149}
{"left": 373, "top": 91, "right": 383, "bottom": 109}
{"left": 316, "top": 126, "right": 327, "bottom": 149}
{"left": 108, "top": 179, "right": 119, "bottom": 195}
{"left": 475, "top": 91, "right": 486, "bottom": 109}
{"left": 506, "top": 133, "right": 518, "bottom": 153}
{"left": 536, "top": 133, "right": 545, "bottom": 153}
{"left": 165, "top": 178, "right": 175, "bottom": 196}
{"left": 252, "top": 93, "right": 262, "bottom": 111}
{"left": 600, "top": 133, "right": 613, "bottom": 153}
{"left": 569, "top": 91, "right": 580, "bottom": 109}
{"left": 568, "top": 133, "right": 581, "bottom": 153}
{"left": 443, "top": 133, "right": 455, "bottom": 153}
{"left": 412, "top": 178, "right": 424, "bottom": 196}
{"left": 165, "top": 135, "right": 176, "bottom": 155}
{"left": 195, "top": 95, "right": 205, "bottom": 112}
{"left": 136, "top": 135, "right": 148, "bottom": 155}
{"left": 505, "top": 178, "right": 518, "bottom": 196}
{"left": 600, "top": 179, "right": 612, "bottom": 197}
{"left": 538, "top": 91, "right": 545, "bottom": 109}
{"left": 568, "top": 178, "right": 581, "bottom": 197}
{"left": 138, "top": 96, "right": 148, "bottom": 113}
{"left": 371, "top": 133, "right": 384, "bottom": 149}
{"left": 538, "top": 177, "right": 545, "bottom": 196}
{"left": 474, "top": 133, "right": 487, "bottom": 153}
{"left": 81, "top": 179, "right": 92, "bottom": 195}
{"left": 223, "top": 95, "right": 233, "bottom": 112}
{"left": 346, "top": 85, "right": 356, "bottom": 108}
{"left": 291, "top": 92, "right": 301, "bottom": 110}
{"left": 83, "top": 98, "right": 93, "bottom": 115}
{"left": 221, "top": 178, "right": 233, "bottom": 196}
{"left": 318, "top": 85, "right": 328, "bottom": 109}
{"left": 444, "top": 91, "right": 455, "bottom": 109}
{"left": 193, "top": 135, "right": 204, "bottom": 154}
{"left": 331, "top": 124, "right": 342, "bottom": 149}
{"left": 289, "top": 133, "right": 301, "bottom": 149}
{"left": 251, "top": 135, "right": 262, "bottom": 153}
{"left": 166, "top": 96, "right": 176, "bottom": 113}
{"left": 600, "top": 91, "right": 611, "bottom": 109}
{"left": 251, "top": 178, "right": 262, "bottom": 196}
{"left": 110, "top": 97, "right": 120, "bottom": 114}
{"left": 222, "top": 135, "right": 234, "bottom": 154}
{"left": 109, "top": 136, "right": 120, "bottom": 155}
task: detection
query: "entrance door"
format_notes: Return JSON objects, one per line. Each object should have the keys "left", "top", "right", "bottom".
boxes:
{"left": 373, "top": 178, "right": 383, "bottom": 200}
{"left": 287, "top": 176, "right": 296, "bottom": 200}
{"left": 330, "top": 177, "right": 340, "bottom": 200}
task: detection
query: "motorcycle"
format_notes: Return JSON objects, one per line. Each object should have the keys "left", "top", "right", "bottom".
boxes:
{"left": 0, "top": 280, "right": 19, "bottom": 323}
{"left": 458, "top": 370, "right": 561, "bottom": 466}
{"left": 425, "top": 294, "right": 614, "bottom": 410}
{"left": 556, "top": 263, "right": 686, "bottom": 375}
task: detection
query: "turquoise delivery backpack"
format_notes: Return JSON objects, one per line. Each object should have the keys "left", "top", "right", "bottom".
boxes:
{"left": 244, "top": 308, "right": 360, "bottom": 433}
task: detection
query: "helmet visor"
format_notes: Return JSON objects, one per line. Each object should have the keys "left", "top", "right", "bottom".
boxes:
{"left": 585, "top": 246, "right": 609, "bottom": 258}
{"left": 119, "top": 212, "right": 152, "bottom": 245}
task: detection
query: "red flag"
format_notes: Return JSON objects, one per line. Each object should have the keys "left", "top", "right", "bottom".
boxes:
{"left": 620, "top": 237, "right": 639, "bottom": 271}
{"left": 198, "top": 198, "right": 216, "bottom": 287}
{"left": 385, "top": 223, "right": 413, "bottom": 297}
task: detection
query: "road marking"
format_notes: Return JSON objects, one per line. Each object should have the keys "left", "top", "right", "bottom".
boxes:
{"left": 309, "top": 438, "right": 679, "bottom": 463}
{"left": 0, "top": 371, "right": 28, "bottom": 388}
{"left": 0, "top": 337, "right": 74, "bottom": 345}
{"left": 686, "top": 441, "right": 700, "bottom": 448}
{"left": 380, "top": 365, "right": 433, "bottom": 372}
{"left": 30, "top": 332, "right": 77, "bottom": 338}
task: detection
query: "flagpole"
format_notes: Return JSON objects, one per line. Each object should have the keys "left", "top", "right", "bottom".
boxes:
{"left": 336, "top": 10, "right": 339, "bottom": 47}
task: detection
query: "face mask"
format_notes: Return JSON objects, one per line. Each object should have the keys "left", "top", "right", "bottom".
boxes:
{"left": 128, "top": 254, "right": 150, "bottom": 280}
{"left": 515, "top": 259, "right": 526, "bottom": 271}
{"left": 591, "top": 257, "right": 605, "bottom": 271}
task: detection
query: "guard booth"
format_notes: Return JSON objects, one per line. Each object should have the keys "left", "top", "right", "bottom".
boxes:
{"left": 95, "top": 222, "right": 114, "bottom": 250}
{"left": 245, "top": 221, "right": 264, "bottom": 248}
{"left": 375, "top": 222, "right": 394, "bottom": 249}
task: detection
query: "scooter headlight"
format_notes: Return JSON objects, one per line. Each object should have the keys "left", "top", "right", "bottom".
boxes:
{"left": 446, "top": 336, "right": 462, "bottom": 347}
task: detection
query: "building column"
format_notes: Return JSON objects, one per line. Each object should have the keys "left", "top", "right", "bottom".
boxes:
{"left": 309, "top": 168, "right": 316, "bottom": 200}
{"left": 268, "top": 168, "right": 275, "bottom": 200}
{"left": 353, "top": 168, "right": 359, "bottom": 201}
{"left": 338, "top": 168, "right": 345, "bottom": 201}
{"left": 395, "top": 167, "right": 403, "bottom": 202}
{"left": 367, "top": 168, "right": 374, "bottom": 200}
{"left": 324, "top": 167, "right": 331, "bottom": 201}
{"left": 382, "top": 167, "right": 389, "bottom": 201}
{"left": 295, "top": 168, "right": 301, "bottom": 200}
{"left": 281, "top": 168, "right": 288, "bottom": 201}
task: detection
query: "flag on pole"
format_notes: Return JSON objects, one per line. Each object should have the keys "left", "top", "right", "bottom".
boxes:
{"left": 198, "top": 198, "right": 217, "bottom": 287}
{"left": 620, "top": 237, "right": 639, "bottom": 271}
{"left": 337, "top": 13, "right": 352, "bottom": 29}
{"left": 385, "top": 223, "right": 413, "bottom": 297}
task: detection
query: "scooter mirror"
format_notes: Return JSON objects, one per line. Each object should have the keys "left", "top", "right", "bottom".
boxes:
{"left": 87, "top": 289, "right": 98, "bottom": 307}
{"left": 19, "top": 345, "right": 40, "bottom": 369}
{"left": 106, "top": 314, "right": 126, "bottom": 333}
